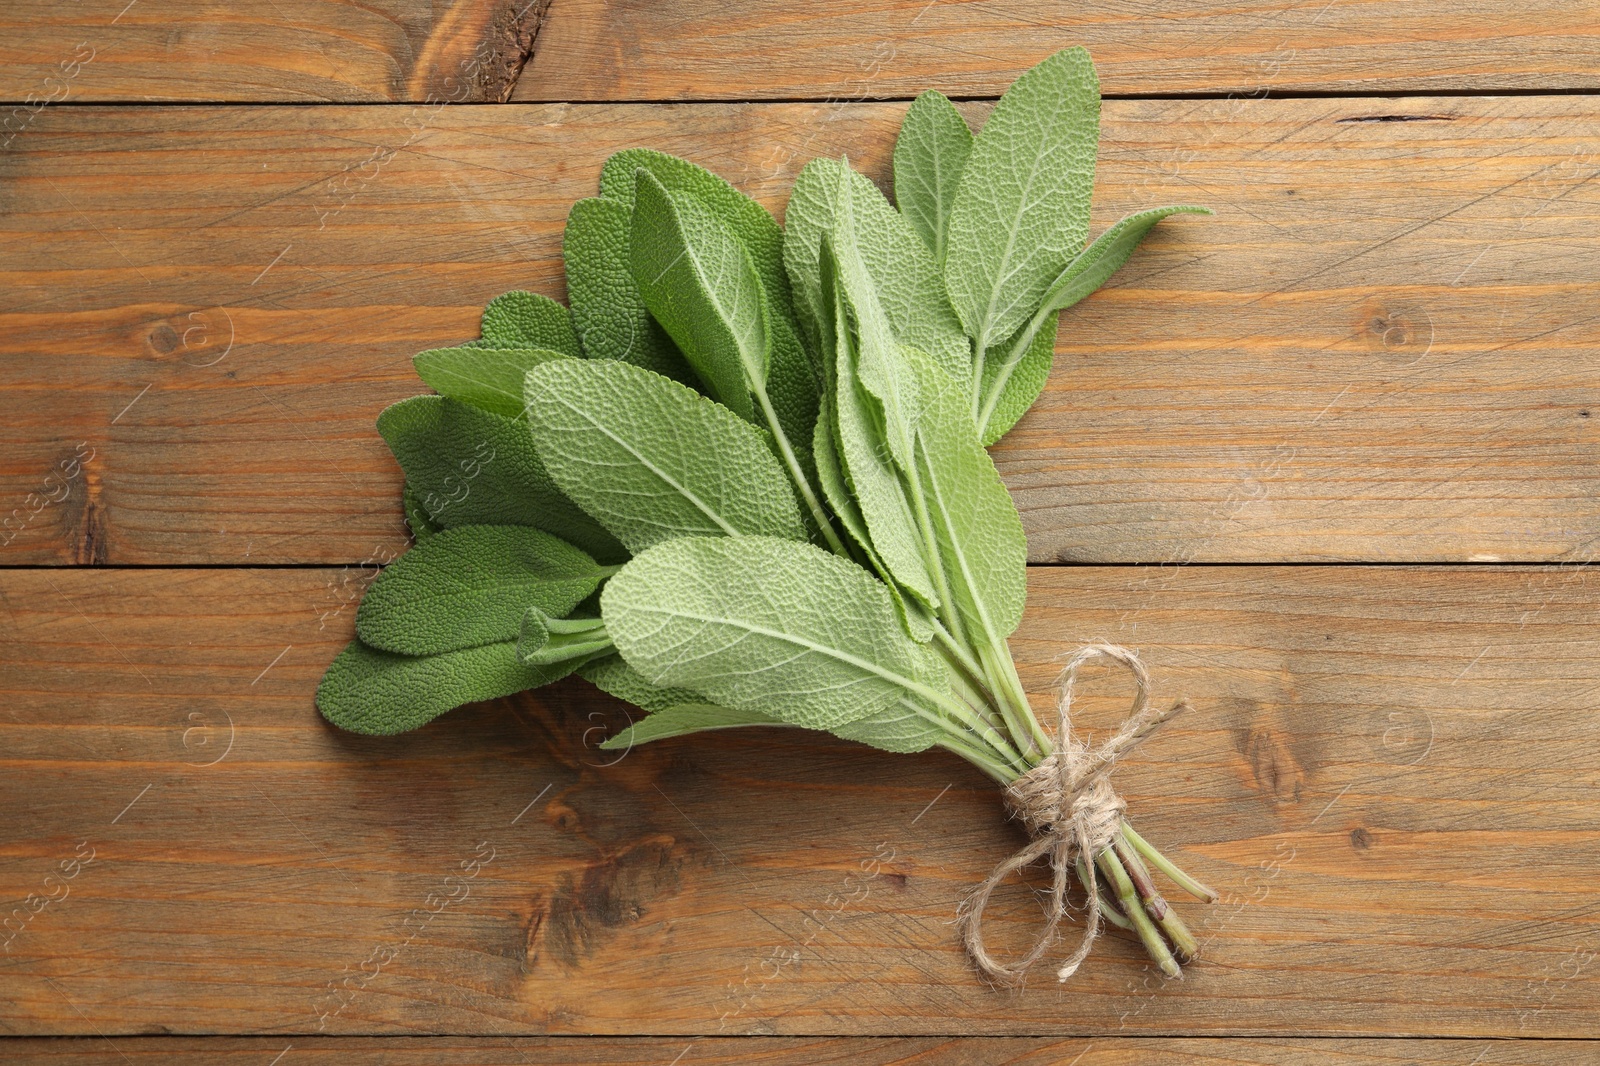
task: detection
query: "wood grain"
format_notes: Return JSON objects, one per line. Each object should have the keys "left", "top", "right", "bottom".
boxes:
{"left": 2, "top": 97, "right": 1596, "bottom": 566}
{"left": 0, "top": 0, "right": 543, "bottom": 106}
{"left": 2, "top": 565, "right": 1596, "bottom": 1037}
{"left": 3, "top": 1036, "right": 1597, "bottom": 1065}
{"left": 6, "top": 1, "right": 1600, "bottom": 103}
{"left": 514, "top": 0, "right": 1600, "bottom": 101}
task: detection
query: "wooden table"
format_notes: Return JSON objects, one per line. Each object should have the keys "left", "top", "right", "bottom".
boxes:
{"left": 3, "top": 3, "right": 1598, "bottom": 1062}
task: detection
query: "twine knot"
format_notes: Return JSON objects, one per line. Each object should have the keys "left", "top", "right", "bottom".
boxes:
{"left": 959, "top": 643, "right": 1189, "bottom": 986}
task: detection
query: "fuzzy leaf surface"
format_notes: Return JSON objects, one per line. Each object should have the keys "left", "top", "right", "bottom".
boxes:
{"left": 601, "top": 148, "right": 787, "bottom": 302}
{"left": 481, "top": 290, "right": 582, "bottom": 358}
{"left": 906, "top": 348, "right": 1028, "bottom": 641}
{"left": 413, "top": 345, "right": 568, "bottom": 418}
{"left": 355, "top": 525, "right": 605, "bottom": 656}
{"left": 1037, "top": 205, "right": 1211, "bottom": 319}
{"left": 602, "top": 536, "right": 945, "bottom": 731}
{"left": 785, "top": 157, "right": 969, "bottom": 383}
{"left": 525, "top": 358, "right": 806, "bottom": 553}
{"left": 316, "top": 639, "right": 573, "bottom": 736}
{"left": 822, "top": 238, "right": 939, "bottom": 611}
{"left": 944, "top": 47, "right": 1101, "bottom": 350}
{"left": 564, "top": 196, "right": 695, "bottom": 380}
{"left": 377, "top": 395, "right": 626, "bottom": 564}
{"left": 977, "top": 309, "right": 1057, "bottom": 446}
{"left": 893, "top": 90, "right": 974, "bottom": 264}
{"left": 811, "top": 400, "right": 931, "bottom": 643}
{"left": 611, "top": 150, "right": 820, "bottom": 441}
{"left": 828, "top": 168, "right": 923, "bottom": 471}
{"left": 832, "top": 697, "right": 945, "bottom": 753}
{"left": 630, "top": 170, "right": 767, "bottom": 420}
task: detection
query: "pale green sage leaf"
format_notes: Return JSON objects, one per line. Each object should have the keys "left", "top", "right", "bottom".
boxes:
{"left": 524, "top": 358, "right": 807, "bottom": 553}
{"left": 601, "top": 535, "right": 945, "bottom": 731}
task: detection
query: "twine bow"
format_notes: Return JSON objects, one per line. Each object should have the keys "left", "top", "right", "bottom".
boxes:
{"left": 959, "top": 643, "right": 1189, "bottom": 985}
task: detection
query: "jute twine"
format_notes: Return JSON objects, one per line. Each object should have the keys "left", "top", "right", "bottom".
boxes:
{"left": 958, "top": 643, "right": 1189, "bottom": 985}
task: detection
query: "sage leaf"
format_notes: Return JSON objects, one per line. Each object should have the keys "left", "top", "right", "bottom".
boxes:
{"left": 413, "top": 345, "right": 568, "bottom": 418}
{"left": 833, "top": 697, "right": 945, "bottom": 754}
{"left": 355, "top": 525, "right": 607, "bottom": 656}
{"left": 403, "top": 484, "right": 441, "bottom": 543}
{"left": 828, "top": 165, "right": 924, "bottom": 471}
{"left": 601, "top": 535, "right": 947, "bottom": 731}
{"left": 599, "top": 703, "right": 787, "bottom": 750}
{"left": 316, "top": 639, "right": 572, "bottom": 736}
{"left": 1040, "top": 205, "right": 1212, "bottom": 318}
{"left": 524, "top": 358, "right": 807, "bottom": 552}
{"left": 580, "top": 654, "right": 704, "bottom": 713}
{"left": 785, "top": 157, "right": 970, "bottom": 383}
{"left": 822, "top": 236, "right": 939, "bottom": 611}
{"left": 564, "top": 195, "right": 696, "bottom": 380}
{"left": 377, "top": 395, "right": 626, "bottom": 564}
{"left": 893, "top": 89, "right": 974, "bottom": 265}
{"left": 481, "top": 290, "right": 582, "bottom": 358}
{"left": 905, "top": 347, "right": 1028, "bottom": 643}
{"left": 597, "top": 691, "right": 939, "bottom": 754}
{"left": 945, "top": 46, "right": 1100, "bottom": 355}
{"left": 601, "top": 148, "right": 789, "bottom": 311}
{"left": 813, "top": 398, "right": 933, "bottom": 643}
{"left": 630, "top": 169, "right": 767, "bottom": 421}
{"left": 973, "top": 205, "right": 1209, "bottom": 440}
{"left": 976, "top": 310, "right": 1057, "bottom": 447}
{"left": 612, "top": 151, "right": 821, "bottom": 453}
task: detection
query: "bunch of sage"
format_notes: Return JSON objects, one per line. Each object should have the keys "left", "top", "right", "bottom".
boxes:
{"left": 318, "top": 47, "right": 1215, "bottom": 982}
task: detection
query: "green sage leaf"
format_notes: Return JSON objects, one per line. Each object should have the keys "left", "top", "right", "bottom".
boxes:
{"left": 811, "top": 398, "right": 932, "bottom": 644}
{"left": 601, "top": 148, "right": 788, "bottom": 308}
{"left": 601, "top": 535, "right": 946, "bottom": 731}
{"left": 630, "top": 169, "right": 768, "bottom": 421}
{"left": 828, "top": 165, "right": 924, "bottom": 471}
{"left": 599, "top": 703, "right": 786, "bottom": 749}
{"left": 564, "top": 195, "right": 696, "bottom": 380}
{"left": 785, "top": 157, "right": 969, "bottom": 383}
{"left": 377, "top": 395, "right": 626, "bottom": 564}
{"left": 832, "top": 698, "right": 945, "bottom": 754}
{"left": 905, "top": 347, "right": 1028, "bottom": 642}
{"left": 614, "top": 151, "right": 820, "bottom": 451}
{"left": 316, "top": 639, "right": 573, "bottom": 736}
{"left": 481, "top": 290, "right": 582, "bottom": 357}
{"left": 1039, "top": 205, "right": 1212, "bottom": 319}
{"left": 822, "top": 236, "right": 939, "bottom": 611}
{"left": 893, "top": 89, "right": 974, "bottom": 265}
{"left": 944, "top": 46, "right": 1100, "bottom": 353}
{"left": 976, "top": 310, "right": 1057, "bottom": 447}
{"left": 413, "top": 345, "right": 568, "bottom": 418}
{"left": 524, "top": 358, "right": 807, "bottom": 553}
{"left": 355, "top": 525, "right": 607, "bottom": 656}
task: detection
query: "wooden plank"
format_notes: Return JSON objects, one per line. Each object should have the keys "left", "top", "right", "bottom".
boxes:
{"left": 2, "top": 97, "right": 1597, "bottom": 566}
{"left": 514, "top": 0, "right": 1600, "bottom": 101}
{"left": 0, "top": 0, "right": 543, "bottom": 107}
{"left": 6, "top": 1, "right": 1600, "bottom": 103}
{"left": 1, "top": 565, "right": 1596, "bottom": 1037}
{"left": 3, "top": 1036, "right": 1598, "bottom": 1064}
